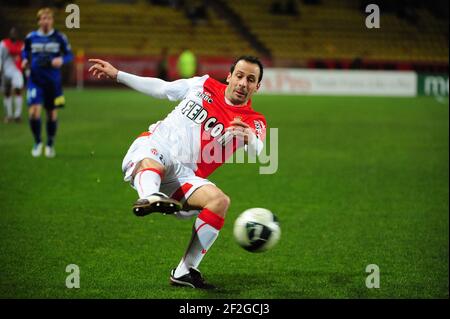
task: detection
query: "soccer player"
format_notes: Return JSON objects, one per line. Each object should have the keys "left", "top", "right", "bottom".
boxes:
{"left": 0, "top": 27, "right": 24, "bottom": 123}
{"left": 22, "top": 7, "right": 73, "bottom": 158}
{"left": 88, "top": 56, "right": 267, "bottom": 289}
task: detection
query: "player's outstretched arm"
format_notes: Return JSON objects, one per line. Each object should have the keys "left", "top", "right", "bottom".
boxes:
{"left": 88, "top": 58, "right": 192, "bottom": 101}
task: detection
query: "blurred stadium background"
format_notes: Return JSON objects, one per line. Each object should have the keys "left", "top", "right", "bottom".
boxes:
{"left": 1, "top": 0, "right": 448, "bottom": 84}
{"left": 0, "top": 0, "right": 448, "bottom": 299}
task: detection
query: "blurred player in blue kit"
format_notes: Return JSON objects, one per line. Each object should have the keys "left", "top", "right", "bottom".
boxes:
{"left": 22, "top": 7, "right": 73, "bottom": 158}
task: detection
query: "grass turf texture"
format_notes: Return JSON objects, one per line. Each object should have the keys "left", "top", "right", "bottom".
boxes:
{"left": 0, "top": 89, "right": 448, "bottom": 298}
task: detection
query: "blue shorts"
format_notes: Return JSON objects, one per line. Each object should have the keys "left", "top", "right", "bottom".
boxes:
{"left": 26, "top": 77, "right": 65, "bottom": 110}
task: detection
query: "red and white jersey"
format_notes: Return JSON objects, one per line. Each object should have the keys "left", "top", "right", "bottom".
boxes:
{"left": 0, "top": 39, "right": 23, "bottom": 75}
{"left": 146, "top": 75, "right": 267, "bottom": 178}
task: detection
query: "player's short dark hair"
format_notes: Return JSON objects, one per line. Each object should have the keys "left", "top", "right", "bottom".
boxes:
{"left": 230, "top": 56, "right": 264, "bottom": 83}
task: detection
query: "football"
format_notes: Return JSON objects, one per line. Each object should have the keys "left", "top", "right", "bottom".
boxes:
{"left": 233, "top": 208, "right": 281, "bottom": 252}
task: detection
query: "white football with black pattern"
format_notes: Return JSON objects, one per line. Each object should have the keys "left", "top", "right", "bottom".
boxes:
{"left": 233, "top": 208, "right": 281, "bottom": 252}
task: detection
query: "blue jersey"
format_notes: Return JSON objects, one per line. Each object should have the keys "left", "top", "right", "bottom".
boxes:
{"left": 22, "top": 29, "right": 73, "bottom": 85}
{"left": 22, "top": 29, "right": 73, "bottom": 108}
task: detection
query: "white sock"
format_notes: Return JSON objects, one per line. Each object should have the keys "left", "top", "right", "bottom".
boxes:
{"left": 174, "top": 208, "right": 224, "bottom": 278}
{"left": 14, "top": 95, "right": 22, "bottom": 118}
{"left": 133, "top": 168, "right": 162, "bottom": 199}
{"left": 174, "top": 209, "right": 200, "bottom": 220}
{"left": 3, "top": 97, "right": 12, "bottom": 118}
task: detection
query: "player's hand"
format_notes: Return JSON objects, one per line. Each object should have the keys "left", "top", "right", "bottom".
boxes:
{"left": 88, "top": 58, "right": 119, "bottom": 80}
{"left": 51, "top": 57, "right": 63, "bottom": 68}
{"left": 21, "top": 59, "right": 29, "bottom": 69}
{"left": 227, "top": 118, "right": 255, "bottom": 144}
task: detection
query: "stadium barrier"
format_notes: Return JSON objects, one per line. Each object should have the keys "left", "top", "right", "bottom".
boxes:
{"left": 76, "top": 56, "right": 447, "bottom": 99}
{"left": 259, "top": 69, "right": 418, "bottom": 97}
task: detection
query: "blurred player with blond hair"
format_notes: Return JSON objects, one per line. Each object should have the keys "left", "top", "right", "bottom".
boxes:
{"left": 22, "top": 7, "right": 73, "bottom": 157}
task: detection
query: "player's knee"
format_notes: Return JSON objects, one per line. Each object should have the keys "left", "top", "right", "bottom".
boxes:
{"left": 134, "top": 158, "right": 165, "bottom": 177}
{"left": 28, "top": 106, "right": 40, "bottom": 119}
{"left": 210, "top": 193, "right": 230, "bottom": 217}
{"left": 49, "top": 110, "right": 58, "bottom": 121}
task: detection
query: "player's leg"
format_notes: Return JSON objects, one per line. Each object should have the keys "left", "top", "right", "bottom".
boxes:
{"left": 129, "top": 156, "right": 181, "bottom": 216}
{"left": 43, "top": 82, "right": 63, "bottom": 158}
{"left": 171, "top": 184, "right": 229, "bottom": 289}
{"left": 29, "top": 104, "right": 43, "bottom": 156}
{"left": 44, "top": 108, "right": 57, "bottom": 158}
{"left": 2, "top": 77, "right": 13, "bottom": 123}
{"left": 132, "top": 158, "right": 165, "bottom": 198}
{"left": 12, "top": 71, "right": 24, "bottom": 122}
{"left": 27, "top": 80, "right": 44, "bottom": 156}
{"left": 13, "top": 88, "right": 23, "bottom": 122}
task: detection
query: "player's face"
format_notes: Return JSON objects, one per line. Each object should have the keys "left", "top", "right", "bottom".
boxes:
{"left": 9, "top": 28, "right": 18, "bottom": 41}
{"left": 225, "top": 60, "right": 261, "bottom": 105}
{"left": 38, "top": 13, "right": 54, "bottom": 32}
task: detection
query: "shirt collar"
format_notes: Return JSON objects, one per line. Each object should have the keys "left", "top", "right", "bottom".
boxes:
{"left": 37, "top": 28, "right": 55, "bottom": 36}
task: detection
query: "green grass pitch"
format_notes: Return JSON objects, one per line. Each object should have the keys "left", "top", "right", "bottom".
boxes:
{"left": 0, "top": 89, "right": 448, "bottom": 298}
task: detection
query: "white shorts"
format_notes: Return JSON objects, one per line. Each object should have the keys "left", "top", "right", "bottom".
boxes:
{"left": 1, "top": 69, "right": 24, "bottom": 91}
{"left": 121, "top": 132, "right": 214, "bottom": 204}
